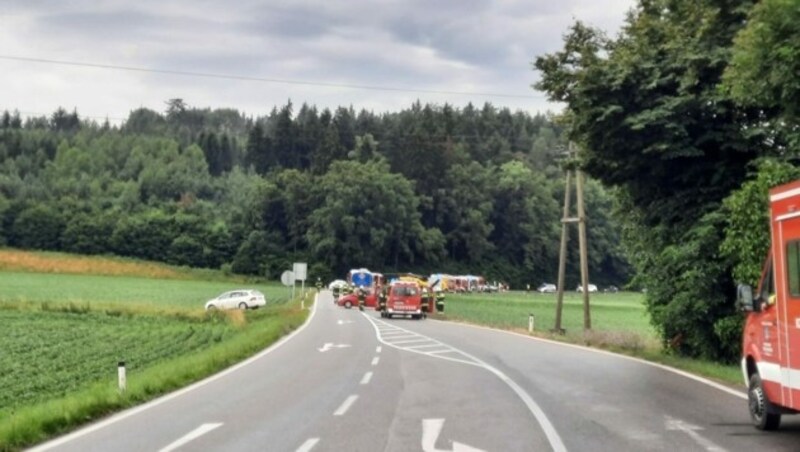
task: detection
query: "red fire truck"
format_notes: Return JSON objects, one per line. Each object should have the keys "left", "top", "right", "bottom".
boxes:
{"left": 739, "top": 179, "right": 800, "bottom": 430}
{"left": 382, "top": 281, "right": 425, "bottom": 320}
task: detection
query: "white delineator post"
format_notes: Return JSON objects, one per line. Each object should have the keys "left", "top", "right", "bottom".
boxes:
{"left": 528, "top": 314, "right": 535, "bottom": 333}
{"left": 118, "top": 361, "right": 126, "bottom": 393}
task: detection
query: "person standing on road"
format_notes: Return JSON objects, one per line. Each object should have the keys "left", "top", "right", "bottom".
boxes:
{"left": 357, "top": 285, "right": 366, "bottom": 311}
{"left": 378, "top": 285, "right": 387, "bottom": 313}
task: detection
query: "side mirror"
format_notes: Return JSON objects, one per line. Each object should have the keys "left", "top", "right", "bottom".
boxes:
{"left": 737, "top": 284, "right": 755, "bottom": 312}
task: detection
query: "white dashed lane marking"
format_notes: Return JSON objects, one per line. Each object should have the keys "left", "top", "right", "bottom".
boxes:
{"left": 333, "top": 395, "right": 358, "bottom": 416}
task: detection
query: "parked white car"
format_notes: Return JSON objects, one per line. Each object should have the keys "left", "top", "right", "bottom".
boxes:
{"left": 205, "top": 290, "right": 266, "bottom": 310}
{"left": 576, "top": 284, "right": 599, "bottom": 293}
{"left": 537, "top": 283, "right": 557, "bottom": 293}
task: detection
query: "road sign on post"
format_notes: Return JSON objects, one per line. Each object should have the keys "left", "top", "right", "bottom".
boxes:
{"left": 293, "top": 263, "right": 307, "bottom": 281}
{"left": 293, "top": 263, "right": 307, "bottom": 308}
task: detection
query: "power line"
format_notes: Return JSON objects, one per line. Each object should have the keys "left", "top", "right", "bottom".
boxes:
{"left": 0, "top": 54, "right": 545, "bottom": 100}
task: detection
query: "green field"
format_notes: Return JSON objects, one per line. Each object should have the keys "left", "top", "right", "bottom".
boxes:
{"left": 443, "top": 290, "right": 742, "bottom": 384}
{"left": 0, "top": 271, "right": 294, "bottom": 308}
{"left": 0, "top": 261, "right": 309, "bottom": 451}
{"left": 0, "top": 307, "right": 240, "bottom": 410}
{"left": 445, "top": 291, "right": 655, "bottom": 338}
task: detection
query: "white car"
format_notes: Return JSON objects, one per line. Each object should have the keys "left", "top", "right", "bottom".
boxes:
{"left": 537, "top": 283, "right": 557, "bottom": 293}
{"left": 205, "top": 290, "right": 266, "bottom": 310}
{"left": 328, "top": 279, "right": 349, "bottom": 290}
{"left": 576, "top": 284, "right": 599, "bottom": 293}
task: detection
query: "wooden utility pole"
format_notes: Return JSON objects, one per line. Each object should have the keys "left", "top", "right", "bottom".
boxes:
{"left": 576, "top": 168, "right": 591, "bottom": 330}
{"left": 552, "top": 142, "right": 592, "bottom": 333}
{"left": 553, "top": 170, "right": 571, "bottom": 334}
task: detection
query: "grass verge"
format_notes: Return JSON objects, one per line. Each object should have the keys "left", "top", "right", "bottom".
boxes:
{"left": 0, "top": 300, "right": 309, "bottom": 451}
{"left": 440, "top": 291, "right": 742, "bottom": 387}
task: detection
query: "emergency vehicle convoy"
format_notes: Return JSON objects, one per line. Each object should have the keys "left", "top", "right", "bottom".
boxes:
{"left": 739, "top": 179, "right": 800, "bottom": 430}
{"left": 332, "top": 268, "right": 447, "bottom": 318}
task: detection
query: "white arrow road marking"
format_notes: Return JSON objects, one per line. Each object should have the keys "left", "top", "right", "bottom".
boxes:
{"left": 337, "top": 319, "right": 353, "bottom": 325}
{"left": 158, "top": 423, "right": 223, "bottom": 452}
{"left": 422, "top": 419, "right": 485, "bottom": 452}
{"left": 334, "top": 395, "right": 359, "bottom": 415}
{"left": 665, "top": 416, "right": 727, "bottom": 452}
{"left": 318, "top": 343, "right": 352, "bottom": 352}
{"left": 295, "top": 437, "right": 320, "bottom": 452}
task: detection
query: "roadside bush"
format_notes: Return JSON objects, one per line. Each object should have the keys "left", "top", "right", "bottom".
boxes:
{"left": 167, "top": 234, "right": 206, "bottom": 267}
{"left": 231, "top": 230, "right": 285, "bottom": 277}
{"left": 111, "top": 211, "right": 176, "bottom": 261}
{"left": 11, "top": 204, "right": 65, "bottom": 250}
{"left": 61, "top": 213, "right": 115, "bottom": 254}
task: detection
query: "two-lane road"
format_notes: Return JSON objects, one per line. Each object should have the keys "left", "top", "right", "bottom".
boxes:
{"left": 31, "top": 291, "right": 800, "bottom": 451}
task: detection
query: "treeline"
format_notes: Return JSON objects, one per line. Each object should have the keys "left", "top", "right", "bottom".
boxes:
{"left": 535, "top": 0, "right": 800, "bottom": 362}
{"left": 0, "top": 101, "right": 630, "bottom": 287}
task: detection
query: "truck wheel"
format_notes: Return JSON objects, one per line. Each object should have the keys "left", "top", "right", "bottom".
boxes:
{"left": 344, "top": 301, "right": 352, "bottom": 309}
{"left": 749, "top": 373, "right": 781, "bottom": 430}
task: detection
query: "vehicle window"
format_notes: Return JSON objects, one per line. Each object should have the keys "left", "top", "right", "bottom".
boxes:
{"left": 787, "top": 241, "right": 800, "bottom": 298}
{"left": 760, "top": 258, "right": 774, "bottom": 302}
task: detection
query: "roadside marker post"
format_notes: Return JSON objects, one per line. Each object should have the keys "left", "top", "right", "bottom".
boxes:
{"left": 528, "top": 314, "right": 535, "bottom": 333}
{"left": 118, "top": 361, "right": 126, "bottom": 393}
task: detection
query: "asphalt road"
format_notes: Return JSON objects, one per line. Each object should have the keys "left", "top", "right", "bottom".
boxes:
{"left": 30, "top": 290, "right": 800, "bottom": 451}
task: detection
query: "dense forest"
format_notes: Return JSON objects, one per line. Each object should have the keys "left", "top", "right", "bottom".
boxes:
{"left": 0, "top": 101, "right": 630, "bottom": 288}
{"left": 536, "top": 0, "right": 800, "bottom": 362}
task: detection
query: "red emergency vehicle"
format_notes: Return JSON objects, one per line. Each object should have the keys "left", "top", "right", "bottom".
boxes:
{"left": 382, "top": 281, "right": 425, "bottom": 319}
{"left": 740, "top": 179, "right": 800, "bottom": 430}
{"left": 337, "top": 289, "right": 378, "bottom": 309}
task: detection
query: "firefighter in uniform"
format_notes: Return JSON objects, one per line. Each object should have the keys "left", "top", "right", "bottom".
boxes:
{"left": 378, "top": 285, "right": 387, "bottom": 314}
{"left": 357, "top": 285, "right": 366, "bottom": 311}
{"left": 435, "top": 288, "right": 445, "bottom": 313}
{"left": 421, "top": 287, "right": 431, "bottom": 318}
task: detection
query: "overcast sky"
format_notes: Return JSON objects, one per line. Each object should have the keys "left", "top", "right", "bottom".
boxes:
{"left": 0, "top": 0, "right": 636, "bottom": 123}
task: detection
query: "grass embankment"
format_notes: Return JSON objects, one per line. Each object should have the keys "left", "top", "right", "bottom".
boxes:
{"left": 0, "top": 250, "right": 310, "bottom": 451}
{"left": 442, "top": 291, "right": 741, "bottom": 385}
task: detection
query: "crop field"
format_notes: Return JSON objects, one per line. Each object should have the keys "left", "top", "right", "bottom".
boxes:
{"left": 0, "top": 249, "right": 187, "bottom": 279}
{"left": 0, "top": 271, "right": 292, "bottom": 308}
{"left": 0, "top": 306, "right": 239, "bottom": 410}
{"left": 0, "top": 250, "right": 309, "bottom": 450}
{"left": 444, "top": 291, "right": 656, "bottom": 342}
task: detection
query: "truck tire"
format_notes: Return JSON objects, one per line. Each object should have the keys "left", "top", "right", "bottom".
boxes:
{"left": 749, "top": 373, "right": 781, "bottom": 430}
{"left": 344, "top": 301, "right": 352, "bottom": 309}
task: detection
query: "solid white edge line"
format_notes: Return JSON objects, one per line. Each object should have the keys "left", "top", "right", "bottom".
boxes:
{"left": 360, "top": 371, "right": 373, "bottom": 385}
{"left": 29, "top": 296, "right": 320, "bottom": 451}
{"left": 158, "top": 422, "right": 223, "bottom": 452}
{"left": 363, "top": 314, "right": 567, "bottom": 452}
{"left": 428, "top": 318, "right": 747, "bottom": 400}
{"left": 333, "top": 395, "right": 358, "bottom": 416}
{"left": 295, "top": 437, "right": 320, "bottom": 452}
